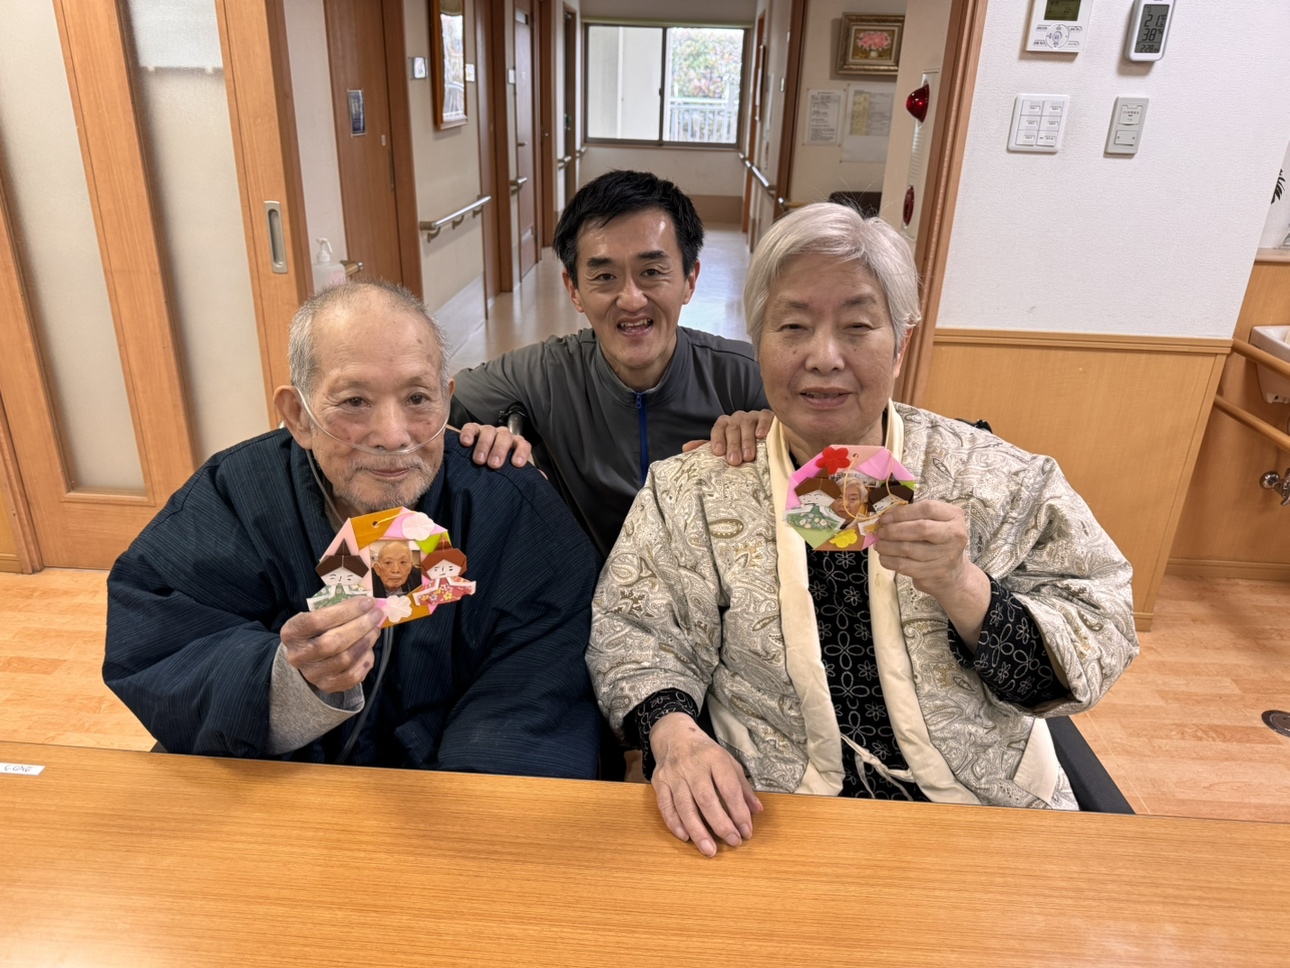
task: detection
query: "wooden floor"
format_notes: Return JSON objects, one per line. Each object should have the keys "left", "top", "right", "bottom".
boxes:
{"left": 2, "top": 229, "right": 1288, "bottom": 824}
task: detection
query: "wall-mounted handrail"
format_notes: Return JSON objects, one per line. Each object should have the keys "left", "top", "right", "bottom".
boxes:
{"left": 1213, "top": 337, "right": 1290, "bottom": 454}
{"left": 742, "top": 155, "right": 774, "bottom": 194}
{"left": 419, "top": 195, "right": 491, "bottom": 240}
{"left": 1233, "top": 337, "right": 1290, "bottom": 381}
{"left": 1212, "top": 396, "right": 1290, "bottom": 454}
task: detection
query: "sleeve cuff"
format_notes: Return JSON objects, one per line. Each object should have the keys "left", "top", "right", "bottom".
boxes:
{"left": 948, "top": 578, "right": 1067, "bottom": 708}
{"left": 266, "top": 642, "right": 364, "bottom": 755}
{"left": 626, "top": 689, "right": 700, "bottom": 780}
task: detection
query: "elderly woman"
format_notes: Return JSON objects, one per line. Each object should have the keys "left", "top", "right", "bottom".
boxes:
{"left": 587, "top": 203, "right": 1138, "bottom": 857}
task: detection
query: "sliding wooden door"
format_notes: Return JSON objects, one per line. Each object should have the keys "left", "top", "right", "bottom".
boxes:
{"left": 0, "top": 0, "right": 307, "bottom": 570}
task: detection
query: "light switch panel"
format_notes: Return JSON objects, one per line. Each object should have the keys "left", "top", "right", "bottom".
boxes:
{"left": 1106, "top": 96, "right": 1149, "bottom": 155}
{"left": 1008, "top": 95, "right": 1069, "bottom": 153}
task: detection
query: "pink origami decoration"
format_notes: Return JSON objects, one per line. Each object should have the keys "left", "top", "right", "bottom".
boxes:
{"left": 306, "top": 506, "right": 476, "bottom": 627}
{"left": 785, "top": 446, "right": 917, "bottom": 551}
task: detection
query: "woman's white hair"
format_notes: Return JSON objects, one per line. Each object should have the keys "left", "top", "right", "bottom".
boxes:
{"left": 744, "top": 203, "right": 921, "bottom": 357}
{"left": 288, "top": 280, "right": 451, "bottom": 399}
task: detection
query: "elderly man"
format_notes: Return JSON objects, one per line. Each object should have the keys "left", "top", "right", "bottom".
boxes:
{"left": 104, "top": 281, "right": 601, "bottom": 777}
{"left": 451, "top": 169, "right": 771, "bottom": 557}
{"left": 369, "top": 541, "right": 419, "bottom": 596}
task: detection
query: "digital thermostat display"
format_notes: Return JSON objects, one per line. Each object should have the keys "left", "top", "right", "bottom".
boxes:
{"left": 1026, "top": 0, "right": 1091, "bottom": 53}
{"left": 1045, "top": 0, "right": 1082, "bottom": 20}
{"left": 1126, "top": 0, "right": 1175, "bottom": 61}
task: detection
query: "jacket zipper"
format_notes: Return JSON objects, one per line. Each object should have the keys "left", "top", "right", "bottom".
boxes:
{"left": 634, "top": 392, "right": 649, "bottom": 485}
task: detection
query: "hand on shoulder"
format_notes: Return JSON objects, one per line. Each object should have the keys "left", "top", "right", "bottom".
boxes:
{"left": 456, "top": 422, "right": 533, "bottom": 469}
{"left": 681, "top": 409, "right": 774, "bottom": 466}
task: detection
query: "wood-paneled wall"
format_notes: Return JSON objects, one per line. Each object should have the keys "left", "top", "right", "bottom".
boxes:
{"left": 1168, "top": 257, "right": 1290, "bottom": 581}
{"left": 921, "top": 330, "right": 1229, "bottom": 630}
{"left": 0, "top": 488, "right": 18, "bottom": 573}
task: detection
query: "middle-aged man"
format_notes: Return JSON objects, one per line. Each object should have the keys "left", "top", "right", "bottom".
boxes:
{"left": 450, "top": 169, "right": 771, "bottom": 557}
{"left": 104, "top": 280, "right": 602, "bottom": 777}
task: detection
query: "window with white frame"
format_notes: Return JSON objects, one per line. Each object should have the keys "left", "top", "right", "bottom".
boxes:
{"left": 585, "top": 24, "right": 746, "bottom": 145}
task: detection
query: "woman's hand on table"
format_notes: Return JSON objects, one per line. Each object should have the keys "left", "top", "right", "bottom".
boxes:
{"left": 873, "top": 499, "right": 992, "bottom": 648}
{"left": 648, "top": 712, "right": 764, "bottom": 857}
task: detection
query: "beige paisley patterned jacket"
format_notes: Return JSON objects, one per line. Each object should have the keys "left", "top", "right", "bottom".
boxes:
{"left": 588, "top": 403, "right": 1139, "bottom": 809}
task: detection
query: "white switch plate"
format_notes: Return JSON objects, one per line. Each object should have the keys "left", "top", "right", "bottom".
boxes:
{"left": 1008, "top": 94, "right": 1069, "bottom": 153}
{"left": 1105, "top": 95, "right": 1149, "bottom": 155}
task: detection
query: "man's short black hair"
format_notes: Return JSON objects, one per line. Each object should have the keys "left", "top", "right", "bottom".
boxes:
{"left": 553, "top": 169, "right": 704, "bottom": 285}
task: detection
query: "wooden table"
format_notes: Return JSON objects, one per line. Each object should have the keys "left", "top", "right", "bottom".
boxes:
{"left": 2, "top": 741, "right": 1287, "bottom": 967}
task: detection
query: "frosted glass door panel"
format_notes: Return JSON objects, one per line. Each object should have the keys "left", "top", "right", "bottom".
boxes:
{"left": 126, "top": 0, "right": 270, "bottom": 460}
{"left": 0, "top": 0, "right": 144, "bottom": 491}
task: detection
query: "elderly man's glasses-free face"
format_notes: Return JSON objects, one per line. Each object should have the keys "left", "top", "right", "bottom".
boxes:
{"left": 294, "top": 387, "right": 449, "bottom": 457}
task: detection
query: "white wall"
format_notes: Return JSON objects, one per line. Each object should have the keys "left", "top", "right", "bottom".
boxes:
{"left": 938, "top": 0, "right": 1290, "bottom": 339}
{"left": 580, "top": 145, "right": 744, "bottom": 197}
{"left": 580, "top": 0, "right": 754, "bottom": 24}
{"left": 789, "top": 0, "right": 905, "bottom": 203}
{"left": 283, "top": 0, "right": 347, "bottom": 265}
{"left": 878, "top": 0, "right": 951, "bottom": 228}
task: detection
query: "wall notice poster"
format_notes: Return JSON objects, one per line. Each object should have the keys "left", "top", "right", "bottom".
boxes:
{"left": 804, "top": 89, "right": 844, "bottom": 145}
{"left": 841, "top": 82, "right": 894, "bottom": 163}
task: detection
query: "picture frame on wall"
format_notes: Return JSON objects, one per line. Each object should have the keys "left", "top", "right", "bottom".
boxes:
{"left": 836, "top": 14, "right": 904, "bottom": 75}
{"left": 432, "top": 0, "right": 467, "bottom": 128}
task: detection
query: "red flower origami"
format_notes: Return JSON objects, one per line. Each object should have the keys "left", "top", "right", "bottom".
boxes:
{"left": 819, "top": 446, "right": 852, "bottom": 475}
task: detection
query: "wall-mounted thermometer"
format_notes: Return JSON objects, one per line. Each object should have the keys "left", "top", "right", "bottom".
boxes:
{"left": 1126, "top": 0, "right": 1176, "bottom": 61}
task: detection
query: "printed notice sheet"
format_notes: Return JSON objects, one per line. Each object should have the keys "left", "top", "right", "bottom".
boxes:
{"left": 842, "top": 83, "right": 894, "bottom": 163}
{"left": 804, "top": 89, "right": 844, "bottom": 145}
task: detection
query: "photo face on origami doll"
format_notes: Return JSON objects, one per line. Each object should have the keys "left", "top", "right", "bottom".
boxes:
{"left": 370, "top": 540, "right": 421, "bottom": 594}
{"left": 830, "top": 474, "right": 871, "bottom": 526}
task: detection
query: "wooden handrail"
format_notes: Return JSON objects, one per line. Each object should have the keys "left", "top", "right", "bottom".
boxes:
{"left": 419, "top": 195, "right": 491, "bottom": 240}
{"left": 1212, "top": 396, "right": 1290, "bottom": 454}
{"left": 1232, "top": 337, "right": 1290, "bottom": 381}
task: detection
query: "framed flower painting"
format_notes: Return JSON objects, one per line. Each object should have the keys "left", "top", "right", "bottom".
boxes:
{"left": 836, "top": 14, "right": 904, "bottom": 75}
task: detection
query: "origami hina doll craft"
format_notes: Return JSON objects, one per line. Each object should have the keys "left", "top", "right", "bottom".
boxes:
{"left": 786, "top": 445, "right": 917, "bottom": 551}
{"left": 306, "top": 507, "right": 476, "bottom": 627}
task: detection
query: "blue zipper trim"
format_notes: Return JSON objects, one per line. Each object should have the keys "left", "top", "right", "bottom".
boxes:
{"left": 634, "top": 392, "right": 649, "bottom": 485}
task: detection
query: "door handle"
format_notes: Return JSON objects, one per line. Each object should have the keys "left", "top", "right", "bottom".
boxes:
{"left": 516, "top": 140, "right": 528, "bottom": 147}
{"left": 509, "top": 176, "right": 529, "bottom": 195}
{"left": 263, "top": 201, "right": 287, "bottom": 274}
